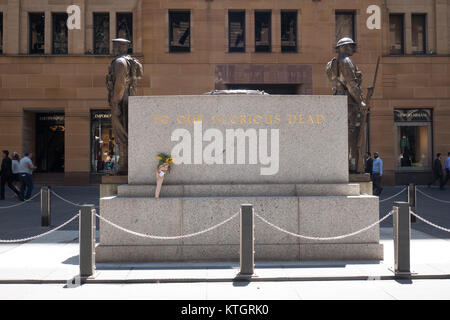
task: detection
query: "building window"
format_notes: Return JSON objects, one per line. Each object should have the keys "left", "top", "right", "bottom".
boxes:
{"left": 29, "top": 12, "right": 45, "bottom": 54}
{"left": 390, "top": 14, "right": 404, "bottom": 55}
{"left": 169, "top": 11, "right": 190, "bottom": 53}
{"left": 394, "top": 109, "right": 432, "bottom": 171}
{"left": 228, "top": 11, "right": 245, "bottom": 53}
{"left": 281, "top": 11, "right": 297, "bottom": 53}
{"left": 91, "top": 111, "right": 118, "bottom": 174}
{"left": 94, "top": 13, "right": 110, "bottom": 54}
{"left": 412, "top": 14, "right": 426, "bottom": 54}
{"left": 52, "top": 13, "right": 68, "bottom": 54}
{"left": 0, "top": 12, "right": 3, "bottom": 54}
{"left": 116, "top": 12, "right": 133, "bottom": 53}
{"left": 335, "top": 11, "right": 355, "bottom": 43}
{"left": 255, "top": 11, "right": 271, "bottom": 52}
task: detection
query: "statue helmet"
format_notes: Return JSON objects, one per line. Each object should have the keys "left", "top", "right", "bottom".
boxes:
{"left": 336, "top": 37, "right": 356, "bottom": 48}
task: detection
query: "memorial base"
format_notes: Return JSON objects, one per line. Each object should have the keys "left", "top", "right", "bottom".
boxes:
{"left": 96, "top": 184, "right": 383, "bottom": 262}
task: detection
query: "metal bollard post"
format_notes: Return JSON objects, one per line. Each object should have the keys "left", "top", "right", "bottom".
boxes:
{"left": 408, "top": 183, "right": 417, "bottom": 223}
{"left": 239, "top": 204, "right": 254, "bottom": 276}
{"left": 79, "top": 204, "right": 96, "bottom": 279}
{"left": 393, "top": 201, "right": 411, "bottom": 278}
{"left": 41, "top": 186, "right": 51, "bottom": 227}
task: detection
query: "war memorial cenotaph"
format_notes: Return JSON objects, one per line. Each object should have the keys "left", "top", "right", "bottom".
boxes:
{"left": 96, "top": 93, "right": 382, "bottom": 262}
{"left": 97, "top": 37, "right": 382, "bottom": 262}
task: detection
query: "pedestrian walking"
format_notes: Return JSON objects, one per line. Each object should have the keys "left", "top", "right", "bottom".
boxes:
{"left": 18, "top": 152, "right": 37, "bottom": 201}
{"left": 442, "top": 152, "right": 450, "bottom": 187}
{"left": 11, "top": 152, "right": 21, "bottom": 197}
{"left": 428, "top": 153, "right": 445, "bottom": 190}
{"left": 0, "top": 150, "right": 21, "bottom": 200}
{"left": 372, "top": 152, "right": 383, "bottom": 196}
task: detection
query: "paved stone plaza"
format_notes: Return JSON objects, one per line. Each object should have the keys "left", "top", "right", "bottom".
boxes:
{"left": 0, "top": 185, "right": 449, "bottom": 299}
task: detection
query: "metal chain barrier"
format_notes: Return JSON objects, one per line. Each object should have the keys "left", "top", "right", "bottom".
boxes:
{"left": 0, "top": 192, "right": 40, "bottom": 210}
{"left": 0, "top": 213, "right": 79, "bottom": 243}
{"left": 410, "top": 210, "right": 450, "bottom": 233}
{"left": 416, "top": 188, "right": 450, "bottom": 204}
{"left": 254, "top": 211, "right": 393, "bottom": 241}
{"left": 379, "top": 188, "right": 407, "bottom": 203}
{"left": 95, "top": 211, "right": 239, "bottom": 240}
{"left": 51, "top": 190, "right": 99, "bottom": 209}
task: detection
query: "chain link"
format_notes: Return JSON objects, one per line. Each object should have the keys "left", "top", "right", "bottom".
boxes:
{"left": 0, "top": 214, "right": 79, "bottom": 243}
{"left": 51, "top": 190, "right": 99, "bottom": 209}
{"left": 96, "top": 211, "right": 239, "bottom": 240}
{"left": 410, "top": 210, "right": 450, "bottom": 233}
{"left": 254, "top": 211, "right": 393, "bottom": 241}
{"left": 379, "top": 188, "right": 407, "bottom": 203}
{"left": 0, "top": 192, "right": 40, "bottom": 210}
{"left": 416, "top": 188, "right": 450, "bottom": 204}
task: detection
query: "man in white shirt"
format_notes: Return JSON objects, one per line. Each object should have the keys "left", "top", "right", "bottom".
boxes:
{"left": 18, "top": 152, "right": 37, "bottom": 201}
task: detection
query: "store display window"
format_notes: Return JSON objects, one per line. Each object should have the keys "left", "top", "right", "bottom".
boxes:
{"left": 91, "top": 111, "right": 118, "bottom": 174}
{"left": 394, "top": 109, "right": 432, "bottom": 171}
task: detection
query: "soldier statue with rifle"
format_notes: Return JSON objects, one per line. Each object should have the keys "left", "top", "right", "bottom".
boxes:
{"left": 106, "top": 38, "right": 143, "bottom": 174}
{"left": 327, "top": 37, "right": 379, "bottom": 173}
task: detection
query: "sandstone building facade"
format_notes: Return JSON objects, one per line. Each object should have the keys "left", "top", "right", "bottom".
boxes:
{"left": 0, "top": 0, "right": 449, "bottom": 185}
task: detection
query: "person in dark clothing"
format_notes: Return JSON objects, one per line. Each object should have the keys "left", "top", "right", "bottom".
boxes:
{"left": 365, "top": 152, "right": 373, "bottom": 178}
{"left": 428, "top": 153, "right": 445, "bottom": 190}
{"left": 0, "top": 150, "right": 21, "bottom": 200}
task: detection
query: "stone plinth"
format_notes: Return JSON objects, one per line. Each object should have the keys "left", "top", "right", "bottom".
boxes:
{"left": 96, "top": 195, "right": 382, "bottom": 262}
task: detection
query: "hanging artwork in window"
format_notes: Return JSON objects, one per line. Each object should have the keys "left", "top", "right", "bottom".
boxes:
{"left": 52, "top": 13, "right": 68, "bottom": 54}
{"left": 94, "top": 13, "right": 110, "bottom": 54}
{"left": 29, "top": 12, "right": 45, "bottom": 54}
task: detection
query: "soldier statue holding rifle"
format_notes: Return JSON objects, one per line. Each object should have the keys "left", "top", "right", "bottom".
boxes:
{"left": 106, "top": 38, "right": 143, "bottom": 174}
{"left": 326, "top": 37, "right": 379, "bottom": 173}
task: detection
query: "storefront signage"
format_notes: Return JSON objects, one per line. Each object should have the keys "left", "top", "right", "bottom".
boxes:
{"left": 92, "top": 111, "right": 112, "bottom": 120}
{"left": 38, "top": 114, "right": 65, "bottom": 122}
{"left": 394, "top": 109, "right": 432, "bottom": 122}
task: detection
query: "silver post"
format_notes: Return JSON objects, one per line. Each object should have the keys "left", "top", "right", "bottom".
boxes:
{"left": 79, "top": 204, "right": 96, "bottom": 279}
{"left": 408, "top": 183, "right": 416, "bottom": 223}
{"left": 40, "top": 186, "right": 51, "bottom": 227}
{"left": 239, "top": 204, "right": 254, "bottom": 276}
{"left": 393, "top": 201, "right": 411, "bottom": 278}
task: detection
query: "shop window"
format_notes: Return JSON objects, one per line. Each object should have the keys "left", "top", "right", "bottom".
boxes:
{"left": 281, "top": 11, "right": 297, "bottom": 53}
{"left": 0, "top": 12, "right": 3, "bottom": 54}
{"left": 29, "top": 12, "right": 45, "bottom": 54}
{"left": 91, "top": 111, "right": 118, "bottom": 174}
{"left": 412, "top": 14, "right": 426, "bottom": 54}
{"left": 52, "top": 13, "right": 68, "bottom": 54}
{"left": 255, "top": 11, "right": 271, "bottom": 52}
{"left": 394, "top": 109, "right": 432, "bottom": 171}
{"left": 169, "top": 11, "right": 190, "bottom": 52}
{"left": 390, "top": 14, "right": 404, "bottom": 55}
{"left": 116, "top": 12, "right": 133, "bottom": 53}
{"left": 35, "top": 113, "right": 65, "bottom": 173}
{"left": 228, "top": 11, "right": 245, "bottom": 53}
{"left": 94, "top": 13, "right": 110, "bottom": 54}
{"left": 335, "top": 11, "right": 355, "bottom": 43}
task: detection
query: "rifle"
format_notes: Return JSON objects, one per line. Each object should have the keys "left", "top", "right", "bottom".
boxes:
{"left": 356, "top": 56, "right": 380, "bottom": 173}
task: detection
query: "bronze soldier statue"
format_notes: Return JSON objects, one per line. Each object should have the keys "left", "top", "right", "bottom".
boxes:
{"left": 106, "top": 38, "right": 143, "bottom": 174}
{"left": 327, "top": 37, "right": 374, "bottom": 173}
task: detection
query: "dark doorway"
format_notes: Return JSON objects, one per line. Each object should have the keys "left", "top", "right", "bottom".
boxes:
{"left": 226, "top": 84, "right": 300, "bottom": 95}
{"left": 35, "top": 113, "right": 65, "bottom": 173}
